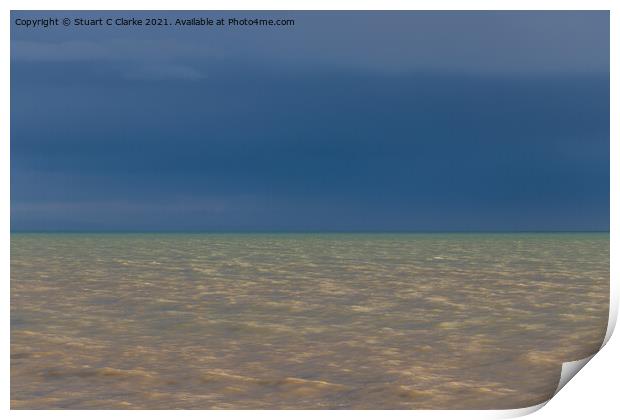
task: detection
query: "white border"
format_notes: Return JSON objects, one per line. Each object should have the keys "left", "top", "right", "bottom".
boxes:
{"left": 3, "top": 1, "right": 617, "bottom": 419}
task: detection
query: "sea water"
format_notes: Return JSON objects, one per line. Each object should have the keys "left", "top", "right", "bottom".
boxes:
{"left": 10, "top": 233, "right": 609, "bottom": 409}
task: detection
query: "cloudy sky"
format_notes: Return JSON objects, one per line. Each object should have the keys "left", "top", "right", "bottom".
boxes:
{"left": 11, "top": 11, "right": 609, "bottom": 231}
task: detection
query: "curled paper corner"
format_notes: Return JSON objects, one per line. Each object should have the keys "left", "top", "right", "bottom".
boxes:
{"left": 492, "top": 352, "right": 600, "bottom": 418}
{"left": 554, "top": 354, "right": 596, "bottom": 396}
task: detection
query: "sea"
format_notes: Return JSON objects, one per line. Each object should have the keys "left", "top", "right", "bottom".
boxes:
{"left": 10, "top": 233, "right": 609, "bottom": 409}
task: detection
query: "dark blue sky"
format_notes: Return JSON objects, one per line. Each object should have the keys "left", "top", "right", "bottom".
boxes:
{"left": 11, "top": 11, "right": 609, "bottom": 231}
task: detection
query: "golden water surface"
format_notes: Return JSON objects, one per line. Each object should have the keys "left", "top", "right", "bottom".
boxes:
{"left": 11, "top": 233, "right": 609, "bottom": 409}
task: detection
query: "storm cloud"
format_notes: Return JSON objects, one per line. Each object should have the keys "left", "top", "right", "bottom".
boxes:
{"left": 11, "top": 11, "right": 609, "bottom": 231}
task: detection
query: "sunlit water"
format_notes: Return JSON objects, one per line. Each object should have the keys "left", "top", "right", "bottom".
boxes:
{"left": 11, "top": 233, "right": 608, "bottom": 409}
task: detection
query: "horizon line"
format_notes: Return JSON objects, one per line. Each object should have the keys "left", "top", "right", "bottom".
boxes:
{"left": 9, "top": 230, "right": 610, "bottom": 234}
